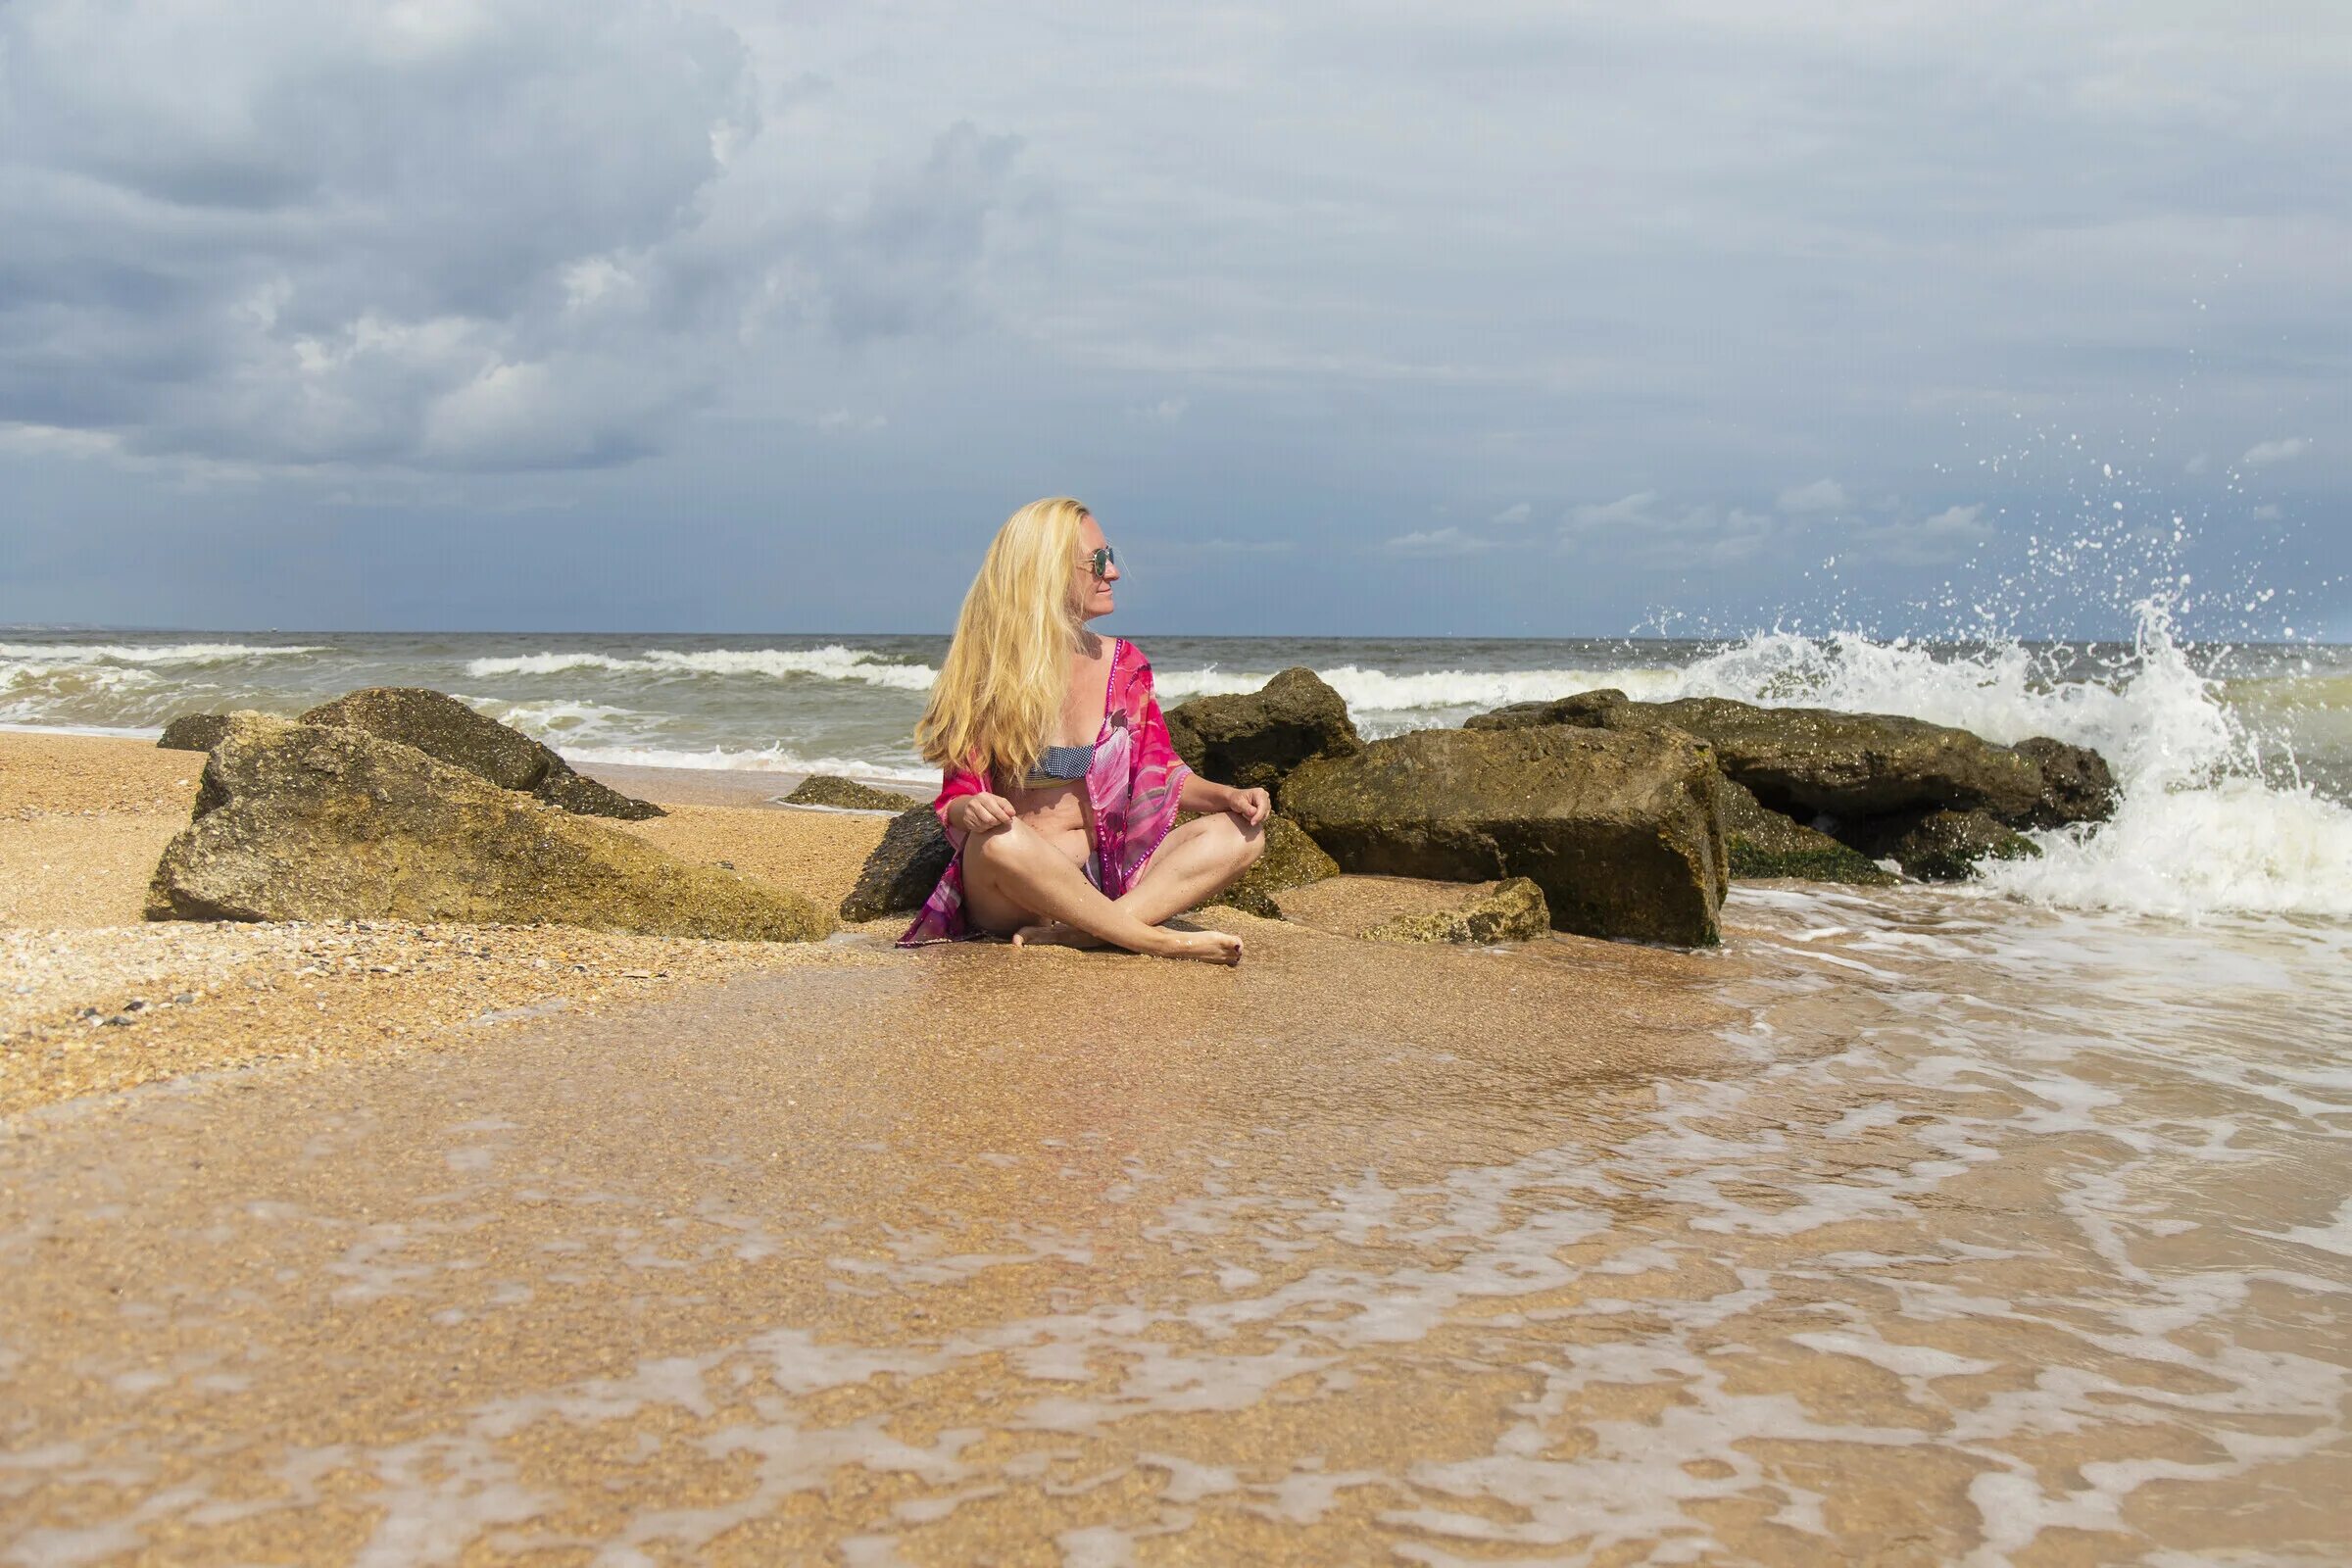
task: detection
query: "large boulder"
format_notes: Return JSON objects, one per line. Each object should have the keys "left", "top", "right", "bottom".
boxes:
{"left": 785, "top": 774, "right": 928, "bottom": 811}
{"left": 1281, "top": 725, "right": 1728, "bottom": 947}
{"left": 147, "top": 716, "right": 831, "bottom": 941}
{"left": 158, "top": 712, "right": 237, "bottom": 753}
{"left": 1718, "top": 777, "right": 1894, "bottom": 886}
{"left": 1203, "top": 814, "right": 1339, "bottom": 918}
{"left": 298, "top": 687, "right": 662, "bottom": 820}
{"left": 1163, "top": 667, "right": 1362, "bottom": 793}
{"left": 839, "top": 807, "right": 955, "bottom": 922}
{"left": 1608, "top": 697, "right": 2046, "bottom": 822}
{"left": 1360, "top": 877, "right": 1550, "bottom": 945}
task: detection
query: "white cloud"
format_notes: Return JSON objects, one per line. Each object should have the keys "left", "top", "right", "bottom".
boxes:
{"left": 1488, "top": 501, "right": 1533, "bottom": 525}
{"left": 1564, "top": 492, "right": 1663, "bottom": 530}
{"left": 1128, "top": 397, "right": 1190, "bottom": 423}
{"left": 1776, "top": 478, "right": 1850, "bottom": 514}
{"left": 2241, "top": 437, "right": 2309, "bottom": 466}
{"left": 1380, "top": 526, "right": 1494, "bottom": 557}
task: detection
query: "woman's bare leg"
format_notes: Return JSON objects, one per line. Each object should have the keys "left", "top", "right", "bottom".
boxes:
{"left": 961, "top": 819, "right": 1243, "bottom": 964}
{"left": 1009, "top": 814, "right": 1264, "bottom": 950}
{"left": 1115, "top": 812, "right": 1265, "bottom": 925}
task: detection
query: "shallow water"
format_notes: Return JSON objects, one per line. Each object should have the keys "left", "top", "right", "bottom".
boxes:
{"left": 3, "top": 889, "right": 2343, "bottom": 1564}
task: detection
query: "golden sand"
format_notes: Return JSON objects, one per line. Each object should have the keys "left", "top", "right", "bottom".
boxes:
{"left": 0, "top": 732, "right": 901, "bottom": 1115}
{"left": 3, "top": 730, "right": 2343, "bottom": 1563}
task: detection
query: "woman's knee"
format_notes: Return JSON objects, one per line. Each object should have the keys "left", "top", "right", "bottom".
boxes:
{"left": 1225, "top": 814, "right": 1265, "bottom": 869}
{"left": 966, "top": 818, "right": 1035, "bottom": 869}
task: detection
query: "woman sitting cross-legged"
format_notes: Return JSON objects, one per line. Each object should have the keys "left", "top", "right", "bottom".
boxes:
{"left": 899, "top": 496, "right": 1265, "bottom": 964}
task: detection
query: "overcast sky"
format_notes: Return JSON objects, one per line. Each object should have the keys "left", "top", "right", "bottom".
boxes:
{"left": 3, "top": 0, "right": 2345, "bottom": 638}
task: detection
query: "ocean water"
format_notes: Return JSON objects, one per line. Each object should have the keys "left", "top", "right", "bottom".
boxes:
{"left": 5, "top": 615, "right": 2349, "bottom": 918}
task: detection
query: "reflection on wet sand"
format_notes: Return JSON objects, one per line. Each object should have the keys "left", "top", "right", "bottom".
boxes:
{"left": 2, "top": 897, "right": 2346, "bottom": 1564}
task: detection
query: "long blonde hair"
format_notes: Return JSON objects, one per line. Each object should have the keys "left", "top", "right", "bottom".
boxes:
{"left": 915, "top": 496, "right": 1092, "bottom": 782}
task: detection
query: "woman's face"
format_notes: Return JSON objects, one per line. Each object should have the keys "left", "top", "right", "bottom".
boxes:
{"left": 1076, "top": 512, "right": 1118, "bottom": 621}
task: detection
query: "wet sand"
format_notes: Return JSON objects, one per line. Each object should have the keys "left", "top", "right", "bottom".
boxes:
{"left": 3, "top": 732, "right": 2347, "bottom": 1562}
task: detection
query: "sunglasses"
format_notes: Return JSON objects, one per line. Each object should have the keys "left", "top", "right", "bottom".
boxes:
{"left": 1078, "top": 546, "right": 1117, "bottom": 578}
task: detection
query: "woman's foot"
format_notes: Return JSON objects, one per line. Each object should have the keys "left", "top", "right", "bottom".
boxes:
{"left": 1151, "top": 928, "right": 1245, "bottom": 965}
{"left": 1009, "top": 920, "right": 1107, "bottom": 950}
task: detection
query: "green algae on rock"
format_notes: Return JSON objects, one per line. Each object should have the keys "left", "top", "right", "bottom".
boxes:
{"left": 1282, "top": 724, "right": 1728, "bottom": 947}
{"left": 1717, "top": 777, "right": 1896, "bottom": 886}
{"left": 148, "top": 716, "right": 832, "bottom": 941}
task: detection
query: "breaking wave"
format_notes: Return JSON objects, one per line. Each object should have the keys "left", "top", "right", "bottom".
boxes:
{"left": 465, "top": 646, "right": 937, "bottom": 691}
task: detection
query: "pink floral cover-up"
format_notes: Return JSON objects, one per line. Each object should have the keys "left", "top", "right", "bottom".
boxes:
{"left": 899, "top": 638, "right": 1192, "bottom": 945}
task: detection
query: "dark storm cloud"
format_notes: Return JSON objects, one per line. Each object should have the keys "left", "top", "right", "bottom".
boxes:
{"left": 0, "top": 0, "right": 1022, "bottom": 472}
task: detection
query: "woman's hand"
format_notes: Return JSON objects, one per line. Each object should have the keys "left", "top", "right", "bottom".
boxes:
{"left": 1225, "top": 786, "right": 1271, "bottom": 827}
{"left": 949, "top": 792, "right": 1016, "bottom": 832}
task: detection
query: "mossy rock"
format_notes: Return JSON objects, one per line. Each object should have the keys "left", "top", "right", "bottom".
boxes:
{"left": 148, "top": 716, "right": 829, "bottom": 941}
{"left": 1202, "top": 815, "right": 1339, "bottom": 918}
{"left": 299, "top": 686, "right": 662, "bottom": 819}
{"left": 1164, "top": 667, "right": 1363, "bottom": 794}
{"left": 1282, "top": 724, "right": 1728, "bottom": 948}
{"left": 1360, "top": 877, "right": 1549, "bottom": 944}
{"left": 1463, "top": 690, "right": 1628, "bottom": 731}
{"left": 786, "top": 774, "right": 928, "bottom": 811}
{"left": 1880, "top": 808, "right": 2042, "bottom": 882}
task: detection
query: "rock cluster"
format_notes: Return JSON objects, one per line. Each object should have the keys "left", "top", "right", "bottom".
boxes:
{"left": 148, "top": 717, "right": 833, "bottom": 941}
{"left": 1162, "top": 667, "right": 2120, "bottom": 945}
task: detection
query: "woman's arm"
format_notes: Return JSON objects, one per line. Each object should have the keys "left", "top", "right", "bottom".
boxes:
{"left": 932, "top": 763, "right": 1011, "bottom": 841}
{"left": 1179, "top": 772, "right": 1270, "bottom": 826}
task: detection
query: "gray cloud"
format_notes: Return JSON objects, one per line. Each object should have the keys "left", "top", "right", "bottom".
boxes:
{"left": 0, "top": 0, "right": 1018, "bottom": 472}
{"left": 0, "top": 0, "right": 2345, "bottom": 636}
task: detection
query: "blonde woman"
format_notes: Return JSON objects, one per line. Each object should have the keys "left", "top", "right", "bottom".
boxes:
{"left": 901, "top": 498, "right": 1265, "bottom": 963}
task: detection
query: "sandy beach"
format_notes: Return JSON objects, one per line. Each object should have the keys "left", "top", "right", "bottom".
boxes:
{"left": 0, "top": 733, "right": 909, "bottom": 1117}
{"left": 4, "top": 730, "right": 2347, "bottom": 1562}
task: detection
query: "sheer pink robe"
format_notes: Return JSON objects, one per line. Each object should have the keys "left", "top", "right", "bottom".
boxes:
{"left": 899, "top": 638, "right": 1193, "bottom": 945}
